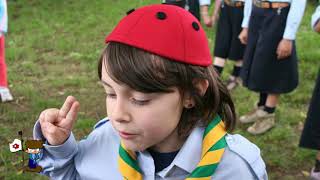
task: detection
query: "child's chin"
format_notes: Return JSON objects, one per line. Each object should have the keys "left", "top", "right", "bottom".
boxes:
{"left": 123, "top": 142, "right": 146, "bottom": 152}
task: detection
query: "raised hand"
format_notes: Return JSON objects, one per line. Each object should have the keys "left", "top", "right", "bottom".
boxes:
{"left": 39, "top": 96, "right": 80, "bottom": 146}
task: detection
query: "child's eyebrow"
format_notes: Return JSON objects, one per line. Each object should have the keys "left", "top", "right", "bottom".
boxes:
{"left": 100, "top": 80, "right": 112, "bottom": 88}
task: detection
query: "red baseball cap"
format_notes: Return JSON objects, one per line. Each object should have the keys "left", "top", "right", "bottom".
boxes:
{"left": 105, "top": 4, "right": 212, "bottom": 67}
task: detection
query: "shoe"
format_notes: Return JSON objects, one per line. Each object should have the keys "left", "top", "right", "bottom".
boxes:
{"left": 239, "top": 105, "right": 264, "bottom": 124}
{"left": 24, "top": 165, "right": 43, "bottom": 173}
{"left": 226, "top": 76, "right": 242, "bottom": 91}
{"left": 247, "top": 110, "right": 275, "bottom": 135}
{"left": 0, "top": 87, "right": 13, "bottom": 102}
{"left": 311, "top": 168, "right": 320, "bottom": 180}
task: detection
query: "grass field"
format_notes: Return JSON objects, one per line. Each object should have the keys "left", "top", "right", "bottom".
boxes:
{"left": 1, "top": 0, "right": 320, "bottom": 179}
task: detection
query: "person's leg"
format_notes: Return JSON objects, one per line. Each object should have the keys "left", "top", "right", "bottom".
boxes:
{"left": 213, "top": 56, "right": 226, "bottom": 76}
{"left": 0, "top": 36, "right": 8, "bottom": 87}
{"left": 257, "top": 92, "right": 267, "bottom": 107}
{"left": 226, "top": 59, "right": 243, "bottom": 90}
{"left": 264, "top": 94, "right": 279, "bottom": 113}
{"left": 0, "top": 35, "right": 13, "bottom": 102}
{"left": 239, "top": 92, "right": 266, "bottom": 123}
{"left": 231, "top": 60, "right": 242, "bottom": 77}
{"left": 315, "top": 152, "right": 320, "bottom": 172}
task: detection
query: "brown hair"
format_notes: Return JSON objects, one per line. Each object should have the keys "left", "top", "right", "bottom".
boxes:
{"left": 98, "top": 42, "right": 236, "bottom": 137}
{"left": 25, "top": 140, "right": 44, "bottom": 149}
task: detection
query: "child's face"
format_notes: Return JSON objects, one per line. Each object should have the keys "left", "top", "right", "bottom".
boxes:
{"left": 26, "top": 148, "right": 40, "bottom": 154}
{"left": 101, "top": 64, "right": 186, "bottom": 152}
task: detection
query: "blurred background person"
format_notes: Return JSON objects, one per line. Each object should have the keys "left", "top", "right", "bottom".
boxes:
{"left": 163, "top": 0, "right": 200, "bottom": 20}
{"left": 200, "top": 0, "right": 245, "bottom": 91}
{"left": 238, "top": 0, "right": 306, "bottom": 135}
{"left": 0, "top": 0, "right": 13, "bottom": 102}
{"left": 299, "top": 4, "right": 320, "bottom": 180}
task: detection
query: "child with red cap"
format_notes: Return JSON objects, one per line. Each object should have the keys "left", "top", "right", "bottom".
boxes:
{"left": 33, "top": 4, "right": 267, "bottom": 179}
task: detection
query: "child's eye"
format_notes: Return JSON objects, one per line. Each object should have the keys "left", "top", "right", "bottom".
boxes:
{"left": 106, "top": 93, "right": 117, "bottom": 99}
{"left": 132, "top": 98, "right": 150, "bottom": 106}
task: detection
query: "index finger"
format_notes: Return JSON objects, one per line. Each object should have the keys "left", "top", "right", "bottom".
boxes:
{"left": 58, "top": 101, "right": 80, "bottom": 130}
{"left": 59, "top": 96, "right": 77, "bottom": 118}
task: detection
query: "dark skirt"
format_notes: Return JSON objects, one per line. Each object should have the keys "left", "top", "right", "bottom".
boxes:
{"left": 164, "top": 0, "right": 200, "bottom": 20}
{"left": 299, "top": 71, "right": 320, "bottom": 150}
{"left": 241, "top": 5, "right": 298, "bottom": 94}
{"left": 187, "top": 0, "right": 200, "bottom": 21}
{"left": 214, "top": 3, "right": 245, "bottom": 61}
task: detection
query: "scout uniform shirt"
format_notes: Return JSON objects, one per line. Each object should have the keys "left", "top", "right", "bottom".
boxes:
{"left": 242, "top": 0, "right": 306, "bottom": 40}
{"left": 33, "top": 118, "right": 268, "bottom": 179}
{"left": 200, "top": 0, "right": 245, "bottom": 6}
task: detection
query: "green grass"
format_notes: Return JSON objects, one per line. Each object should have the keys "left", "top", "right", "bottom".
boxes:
{"left": 0, "top": 0, "right": 320, "bottom": 179}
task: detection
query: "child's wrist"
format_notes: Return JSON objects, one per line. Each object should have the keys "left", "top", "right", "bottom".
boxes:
{"left": 282, "top": 38, "right": 292, "bottom": 42}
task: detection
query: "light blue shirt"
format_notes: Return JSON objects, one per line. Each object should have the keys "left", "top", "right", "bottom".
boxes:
{"left": 199, "top": 0, "right": 211, "bottom": 6}
{"left": 0, "top": 0, "right": 7, "bottom": 33}
{"left": 312, "top": 5, "right": 320, "bottom": 31}
{"left": 33, "top": 118, "right": 268, "bottom": 180}
{"left": 242, "top": 0, "right": 306, "bottom": 40}
{"left": 199, "top": 0, "right": 245, "bottom": 6}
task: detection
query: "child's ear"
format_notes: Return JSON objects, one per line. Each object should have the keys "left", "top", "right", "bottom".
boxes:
{"left": 183, "top": 91, "right": 194, "bottom": 109}
{"left": 192, "top": 78, "right": 209, "bottom": 96}
{"left": 183, "top": 79, "right": 209, "bottom": 108}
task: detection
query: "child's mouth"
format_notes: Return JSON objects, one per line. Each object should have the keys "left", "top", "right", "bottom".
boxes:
{"left": 119, "top": 131, "right": 138, "bottom": 140}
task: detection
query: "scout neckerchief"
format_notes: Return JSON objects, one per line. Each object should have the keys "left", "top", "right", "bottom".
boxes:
{"left": 118, "top": 115, "right": 227, "bottom": 180}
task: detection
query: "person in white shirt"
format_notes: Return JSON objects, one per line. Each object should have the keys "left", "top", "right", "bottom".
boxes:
{"left": 238, "top": 0, "right": 306, "bottom": 135}
{"left": 200, "top": 0, "right": 246, "bottom": 91}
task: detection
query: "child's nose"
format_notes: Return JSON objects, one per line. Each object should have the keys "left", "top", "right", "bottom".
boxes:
{"left": 111, "top": 99, "right": 131, "bottom": 123}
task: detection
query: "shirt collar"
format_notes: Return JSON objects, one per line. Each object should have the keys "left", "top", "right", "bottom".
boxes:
{"left": 157, "top": 126, "right": 204, "bottom": 177}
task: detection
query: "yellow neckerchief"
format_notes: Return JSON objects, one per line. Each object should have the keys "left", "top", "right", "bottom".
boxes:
{"left": 118, "top": 115, "right": 227, "bottom": 180}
